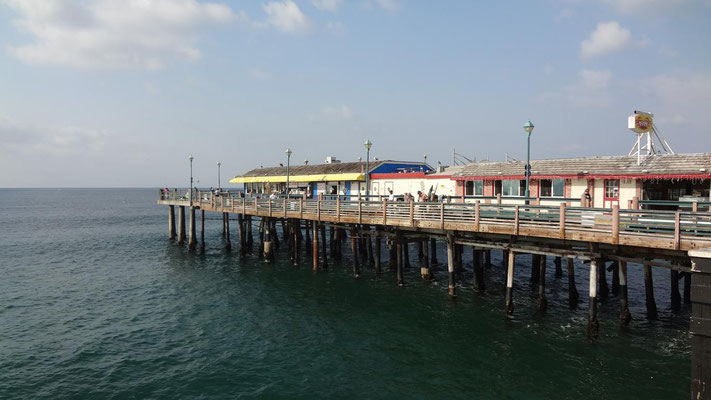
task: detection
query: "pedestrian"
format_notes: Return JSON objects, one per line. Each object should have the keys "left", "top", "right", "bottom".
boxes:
{"left": 584, "top": 188, "right": 592, "bottom": 207}
{"left": 388, "top": 189, "right": 395, "bottom": 201}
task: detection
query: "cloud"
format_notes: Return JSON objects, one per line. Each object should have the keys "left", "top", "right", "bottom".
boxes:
{"left": 322, "top": 105, "right": 353, "bottom": 119}
{"left": 311, "top": 0, "right": 342, "bottom": 12}
{"left": 0, "top": 115, "right": 109, "bottom": 157}
{"left": 603, "top": 0, "right": 690, "bottom": 13}
{"left": 325, "top": 21, "right": 346, "bottom": 34}
{"left": 248, "top": 67, "right": 271, "bottom": 80}
{"left": 375, "top": 0, "right": 401, "bottom": 12}
{"left": 263, "top": 0, "right": 311, "bottom": 33}
{"left": 3, "top": 0, "right": 241, "bottom": 70}
{"left": 580, "top": 69, "right": 612, "bottom": 89}
{"left": 580, "top": 21, "right": 645, "bottom": 60}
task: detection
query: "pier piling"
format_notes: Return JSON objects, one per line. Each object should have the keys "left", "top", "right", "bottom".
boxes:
{"left": 538, "top": 255, "right": 547, "bottom": 313}
{"left": 554, "top": 256, "right": 562, "bottom": 278}
{"left": 447, "top": 234, "right": 456, "bottom": 297}
{"left": 588, "top": 259, "right": 600, "bottom": 339}
{"left": 473, "top": 248, "right": 485, "bottom": 292}
{"left": 505, "top": 250, "right": 515, "bottom": 316}
{"left": 644, "top": 264, "right": 658, "bottom": 320}
{"left": 200, "top": 210, "right": 205, "bottom": 252}
{"left": 619, "top": 261, "right": 631, "bottom": 324}
{"left": 671, "top": 269, "right": 681, "bottom": 311}
{"left": 567, "top": 258, "right": 579, "bottom": 309}
{"left": 178, "top": 206, "right": 186, "bottom": 245}
{"left": 169, "top": 205, "right": 176, "bottom": 240}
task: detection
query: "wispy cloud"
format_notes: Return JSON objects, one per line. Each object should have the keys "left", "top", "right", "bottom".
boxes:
{"left": 375, "top": 0, "right": 401, "bottom": 12}
{"left": 322, "top": 104, "right": 354, "bottom": 119}
{"left": 0, "top": 115, "right": 109, "bottom": 157}
{"left": 3, "top": 0, "right": 242, "bottom": 70}
{"left": 580, "top": 21, "right": 646, "bottom": 60}
{"left": 311, "top": 0, "right": 342, "bottom": 12}
{"left": 603, "top": 0, "right": 691, "bottom": 13}
{"left": 263, "top": 0, "right": 311, "bottom": 33}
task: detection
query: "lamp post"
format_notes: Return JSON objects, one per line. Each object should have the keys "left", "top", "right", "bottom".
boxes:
{"left": 364, "top": 139, "right": 372, "bottom": 198}
{"left": 189, "top": 154, "right": 194, "bottom": 206}
{"left": 523, "top": 120, "right": 534, "bottom": 205}
{"left": 217, "top": 161, "right": 221, "bottom": 191}
{"left": 285, "top": 148, "right": 292, "bottom": 197}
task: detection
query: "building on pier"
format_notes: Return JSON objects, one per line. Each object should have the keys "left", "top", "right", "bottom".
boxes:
{"left": 229, "top": 159, "right": 432, "bottom": 198}
{"left": 368, "top": 165, "right": 463, "bottom": 199}
{"left": 452, "top": 153, "right": 711, "bottom": 208}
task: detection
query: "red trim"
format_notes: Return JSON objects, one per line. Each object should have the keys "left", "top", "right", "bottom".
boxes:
{"left": 370, "top": 172, "right": 426, "bottom": 179}
{"left": 453, "top": 173, "right": 711, "bottom": 181}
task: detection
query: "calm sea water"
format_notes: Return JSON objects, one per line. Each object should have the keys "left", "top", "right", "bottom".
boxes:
{"left": 0, "top": 188, "right": 691, "bottom": 399}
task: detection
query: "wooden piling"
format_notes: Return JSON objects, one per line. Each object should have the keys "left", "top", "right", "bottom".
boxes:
{"left": 396, "top": 237, "right": 404, "bottom": 287}
{"left": 538, "top": 255, "right": 547, "bottom": 313}
{"left": 320, "top": 224, "right": 328, "bottom": 269}
{"left": 200, "top": 209, "right": 205, "bottom": 252}
{"left": 223, "top": 212, "right": 231, "bottom": 252}
{"left": 588, "top": 259, "right": 600, "bottom": 339}
{"left": 447, "top": 234, "right": 456, "bottom": 297}
{"left": 671, "top": 269, "right": 681, "bottom": 311}
{"left": 169, "top": 205, "right": 176, "bottom": 240}
{"left": 257, "top": 217, "right": 265, "bottom": 258}
{"left": 304, "top": 220, "right": 311, "bottom": 255}
{"left": 598, "top": 261, "right": 609, "bottom": 301}
{"left": 188, "top": 207, "right": 197, "bottom": 250}
{"left": 421, "top": 239, "right": 430, "bottom": 280}
{"left": 430, "top": 238, "right": 438, "bottom": 265}
{"left": 366, "top": 225, "right": 374, "bottom": 266}
{"left": 567, "top": 258, "right": 579, "bottom": 309}
{"left": 684, "top": 272, "right": 691, "bottom": 304}
{"left": 530, "top": 254, "right": 540, "bottom": 284}
{"left": 610, "top": 261, "right": 620, "bottom": 296}
{"left": 618, "top": 260, "right": 631, "bottom": 324}
{"left": 374, "top": 226, "right": 382, "bottom": 274}
{"left": 554, "top": 256, "right": 562, "bottom": 278}
{"left": 350, "top": 225, "right": 360, "bottom": 278}
{"left": 484, "top": 249, "right": 491, "bottom": 268}
{"left": 264, "top": 217, "right": 274, "bottom": 261}
{"left": 312, "top": 221, "right": 318, "bottom": 271}
{"left": 473, "top": 247, "right": 485, "bottom": 292}
{"left": 505, "top": 250, "right": 515, "bottom": 316}
{"left": 246, "top": 215, "right": 253, "bottom": 250}
{"left": 238, "top": 214, "right": 246, "bottom": 258}
{"left": 644, "top": 264, "right": 658, "bottom": 320}
{"left": 403, "top": 241, "right": 411, "bottom": 269}
{"left": 177, "top": 206, "right": 186, "bottom": 245}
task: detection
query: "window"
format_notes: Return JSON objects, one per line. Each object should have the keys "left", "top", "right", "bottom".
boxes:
{"left": 502, "top": 180, "right": 525, "bottom": 196}
{"left": 465, "top": 180, "right": 483, "bottom": 196}
{"left": 540, "top": 179, "right": 565, "bottom": 197}
{"left": 604, "top": 180, "right": 619, "bottom": 199}
{"left": 494, "top": 181, "right": 502, "bottom": 196}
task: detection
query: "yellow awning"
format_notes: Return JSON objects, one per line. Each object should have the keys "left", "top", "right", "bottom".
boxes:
{"left": 229, "top": 173, "right": 364, "bottom": 184}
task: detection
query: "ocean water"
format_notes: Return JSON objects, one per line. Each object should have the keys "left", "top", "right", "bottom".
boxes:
{"left": 0, "top": 188, "right": 691, "bottom": 399}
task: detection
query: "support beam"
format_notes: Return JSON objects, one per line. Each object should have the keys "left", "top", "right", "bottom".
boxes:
{"left": 264, "top": 217, "right": 274, "bottom": 261}
{"left": 396, "top": 237, "right": 404, "bottom": 287}
{"left": 588, "top": 259, "right": 599, "bottom": 339}
{"left": 223, "top": 212, "right": 231, "bottom": 252}
{"left": 350, "top": 225, "right": 360, "bottom": 278}
{"left": 619, "top": 260, "right": 631, "bottom": 324}
{"left": 374, "top": 227, "right": 382, "bottom": 275}
{"left": 554, "top": 256, "right": 562, "bottom": 279}
{"left": 530, "top": 254, "right": 540, "bottom": 284}
{"left": 320, "top": 224, "right": 328, "bottom": 269}
{"left": 312, "top": 221, "right": 318, "bottom": 271}
{"left": 598, "top": 260, "right": 609, "bottom": 301}
{"left": 430, "top": 238, "right": 438, "bottom": 265}
{"left": 421, "top": 240, "right": 430, "bottom": 280}
{"left": 610, "top": 261, "right": 620, "bottom": 296}
{"left": 200, "top": 209, "right": 205, "bottom": 252}
{"left": 567, "top": 258, "right": 579, "bottom": 309}
{"left": 505, "top": 250, "right": 515, "bottom": 316}
{"left": 188, "top": 207, "right": 197, "bottom": 250}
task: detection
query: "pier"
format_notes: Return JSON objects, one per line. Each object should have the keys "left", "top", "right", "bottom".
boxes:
{"left": 159, "top": 190, "right": 711, "bottom": 399}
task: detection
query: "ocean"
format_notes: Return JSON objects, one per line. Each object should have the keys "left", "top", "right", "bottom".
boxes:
{"left": 0, "top": 188, "right": 691, "bottom": 399}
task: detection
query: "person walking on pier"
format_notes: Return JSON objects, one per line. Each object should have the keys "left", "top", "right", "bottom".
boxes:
{"left": 388, "top": 189, "right": 395, "bottom": 201}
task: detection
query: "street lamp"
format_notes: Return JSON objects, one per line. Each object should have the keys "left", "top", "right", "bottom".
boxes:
{"left": 423, "top": 155, "right": 427, "bottom": 171}
{"left": 285, "top": 148, "right": 292, "bottom": 197}
{"left": 217, "top": 161, "right": 221, "bottom": 191}
{"left": 364, "top": 139, "right": 372, "bottom": 198}
{"left": 189, "top": 154, "right": 194, "bottom": 206}
{"left": 523, "top": 120, "right": 535, "bottom": 205}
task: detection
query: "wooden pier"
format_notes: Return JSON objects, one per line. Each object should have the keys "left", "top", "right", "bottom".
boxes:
{"left": 159, "top": 190, "right": 711, "bottom": 399}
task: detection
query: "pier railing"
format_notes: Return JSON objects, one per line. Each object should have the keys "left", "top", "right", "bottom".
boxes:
{"left": 158, "top": 191, "right": 711, "bottom": 252}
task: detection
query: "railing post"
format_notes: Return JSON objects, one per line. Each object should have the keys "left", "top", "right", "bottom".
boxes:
{"left": 612, "top": 204, "right": 619, "bottom": 245}
{"left": 317, "top": 199, "right": 321, "bottom": 220}
{"left": 253, "top": 198, "right": 257, "bottom": 213}
{"left": 242, "top": 198, "right": 246, "bottom": 215}
{"left": 300, "top": 198, "right": 304, "bottom": 219}
{"left": 514, "top": 205, "right": 519, "bottom": 236}
{"left": 693, "top": 202, "right": 699, "bottom": 213}
{"left": 409, "top": 200, "right": 414, "bottom": 227}
{"left": 383, "top": 200, "right": 387, "bottom": 225}
{"left": 497, "top": 193, "right": 502, "bottom": 205}
{"left": 474, "top": 200, "right": 480, "bottom": 232}
{"left": 675, "top": 211, "right": 681, "bottom": 250}
{"left": 632, "top": 196, "right": 639, "bottom": 210}
{"left": 440, "top": 202, "right": 445, "bottom": 230}
{"left": 283, "top": 198, "right": 287, "bottom": 218}
{"left": 231, "top": 195, "right": 235, "bottom": 212}
{"left": 559, "top": 203, "right": 566, "bottom": 239}
{"left": 268, "top": 199, "right": 272, "bottom": 217}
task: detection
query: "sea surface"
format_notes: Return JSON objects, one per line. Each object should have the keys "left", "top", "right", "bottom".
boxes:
{"left": 0, "top": 188, "right": 691, "bottom": 399}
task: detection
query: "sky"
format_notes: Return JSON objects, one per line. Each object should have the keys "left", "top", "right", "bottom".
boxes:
{"left": 0, "top": 0, "right": 710, "bottom": 188}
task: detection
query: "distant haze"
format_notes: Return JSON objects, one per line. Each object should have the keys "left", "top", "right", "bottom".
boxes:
{"left": 0, "top": 1, "right": 709, "bottom": 187}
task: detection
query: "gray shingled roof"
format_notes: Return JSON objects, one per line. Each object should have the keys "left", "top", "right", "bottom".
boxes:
{"left": 239, "top": 160, "right": 386, "bottom": 178}
{"left": 452, "top": 153, "right": 711, "bottom": 178}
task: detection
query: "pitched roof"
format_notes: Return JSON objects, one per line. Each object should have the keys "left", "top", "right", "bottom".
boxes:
{"left": 238, "top": 160, "right": 386, "bottom": 178}
{"left": 452, "top": 153, "right": 711, "bottom": 179}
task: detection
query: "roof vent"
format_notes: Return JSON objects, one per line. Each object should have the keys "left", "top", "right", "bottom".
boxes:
{"left": 701, "top": 168, "right": 707, "bottom": 172}
{"left": 325, "top": 156, "right": 341, "bottom": 164}
{"left": 642, "top": 169, "right": 649, "bottom": 173}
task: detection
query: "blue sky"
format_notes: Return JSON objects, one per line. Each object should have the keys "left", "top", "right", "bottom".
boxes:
{"left": 0, "top": 0, "right": 709, "bottom": 187}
